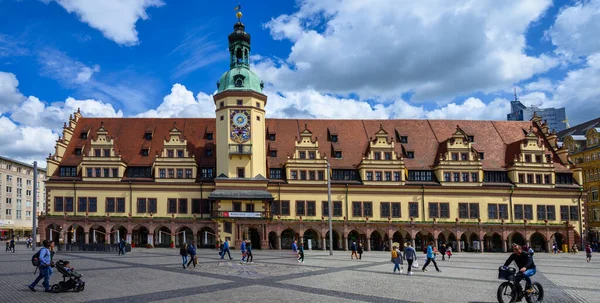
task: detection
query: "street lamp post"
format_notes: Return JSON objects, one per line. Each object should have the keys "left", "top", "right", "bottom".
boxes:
{"left": 32, "top": 161, "right": 38, "bottom": 251}
{"left": 327, "top": 162, "right": 333, "bottom": 256}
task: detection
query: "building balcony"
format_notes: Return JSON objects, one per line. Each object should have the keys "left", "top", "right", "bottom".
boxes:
{"left": 211, "top": 210, "right": 271, "bottom": 219}
{"left": 229, "top": 144, "right": 252, "bottom": 155}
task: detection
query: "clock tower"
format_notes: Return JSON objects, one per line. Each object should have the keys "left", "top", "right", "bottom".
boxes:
{"left": 214, "top": 11, "right": 267, "bottom": 179}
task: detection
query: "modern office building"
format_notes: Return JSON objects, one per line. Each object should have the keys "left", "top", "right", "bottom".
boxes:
{"left": 559, "top": 117, "right": 600, "bottom": 243}
{"left": 0, "top": 155, "right": 46, "bottom": 238}
{"left": 507, "top": 95, "right": 567, "bottom": 133}
{"left": 40, "top": 12, "right": 585, "bottom": 253}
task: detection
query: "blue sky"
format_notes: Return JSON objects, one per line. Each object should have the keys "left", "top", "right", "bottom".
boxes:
{"left": 1, "top": 0, "right": 600, "bottom": 164}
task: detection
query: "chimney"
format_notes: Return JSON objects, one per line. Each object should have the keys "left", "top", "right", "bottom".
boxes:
{"left": 556, "top": 146, "right": 569, "bottom": 164}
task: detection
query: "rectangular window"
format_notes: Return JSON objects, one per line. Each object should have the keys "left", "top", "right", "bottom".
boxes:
{"left": 65, "top": 197, "right": 73, "bottom": 212}
{"left": 112, "top": 168, "right": 119, "bottom": 178}
{"left": 374, "top": 152, "right": 381, "bottom": 160}
{"left": 291, "top": 171, "right": 298, "bottom": 180}
{"left": 535, "top": 174, "right": 542, "bottom": 184}
{"left": 471, "top": 172, "right": 478, "bottom": 182}
{"left": 299, "top": 151, "right": 306, "bottom": 159}
{"left": 168, "top": 199, "right": 177, "bottom": 214}
{"left": 179, "top": 199, "right": 188, "bottom": 214}
{"left": 224, "top": 222, "right": 232, "bottom": 233}
{"left": 78, "top": 197, "right": 87, "bottom": 212}
{"left": 104, "top": 149, "right": 111, "bottom": 157}
{"left": 95, "top": 149, "right": 101, "bottom": 157}
{"left": 115, "top": 198, "right": 125, "bottom": 213}
{"left": 407, "top": 151, "right": 414, "bottom": 158}
{"left": 524, "top": 205, "right": 533, "bottom": 220}
{"left": 186, "top": 169, "right": 193, "bottom": 179}
{"left": 103, "top": 168, "right": 109, "bottom": 178}
{"left": 488, "top": 204, "right": 498, "bottom": 219}
{"left": 237, "top": 168, "right": 245, "bottom": 178}
{"left": 452, "top": 153, "right": 458, "bottom": 161}
{"left": 444, "top": 172, "right": 451, "bottom": 182}
{"left": 408, "top": 171, "right": 433, "bottom": 181}
{"left": 547, "top": 205, "right": 556, "bottom": 221}
{"left": 381, "top": 202, "right": 390, "bottom": 218}
{"left": 300, "top": 171, "right": 307, "bottom": 180}
{"left": 177, "top": 150, "right": 184, "bottom": 158}
{"left": 177, "top": 169, "right": 183, "bottom": 178}
{"left": 385, "top": 172, "right": 391, "bottom": 181}
{"left": 309, "top": 171, "right": 316, "bottom": 180}
{"left": 94, "top": 168, "right": 101, "bottom": 177}
{"left": 306, "top": 201, "right": 316, "bottom": 216}
{"left": 352, "top": 201, "right": 362, "bottom": 217}
{"left": 392, "top": 202, "right": 401, "bottom": 218}
{"left": 296, "top": 201, "right": 306, "bottom": 216}
{"left": 246, "top": 204, "right": 254, "bottom": 214}
{"left": 192, "top": 199, "right": 201, "bottom": 214}
{"left": 363, "top": 202, "right": 373, "bottom": 217}
{"left": 168, "top": 169, "right": 174, "bottom": 178}
{"left": 544, "top": 174, "right": 550, "bottom": 184}
{"left": 519, "top": 174, "right": 524, "bottom": 183}
{"left": 514, "top": 204, "right": 523, "bottom": 220}
{"left": 461, "top": 153, "right": 468, "bottom": 161}
{"left": 201, "top": 168, "right": 214, "bottom": 179}
{"left": 87, "top": 168, "right": 93, "bottom": 177}
{"left": 537, "top": 205, "right": 546, "bottom": 220}
{"left": 281, "top": 200, "right": 290, "bottom": 216}
{"left": 269, "top": 168, "right": 282, "bottom": 179}
{"left": 318, "top": 171, "right": 324, "bottom": 180}
{"left": 459, "top": 203, "right": 469, "bottom": 219}
{"left": 375, "top": 172, "right": 382, "bottom": 181}
{"left": 394, "top": 172, "right": 400, "bottom": 181}
{"left": 167, "top": 150, "right": 174, "bottom": 158}
{"left": 233, "top": 202, "right": 242, "bottom": 212}
{"left": 137, "top": 198, "right": 147, "bottom": 213}
{"left": 453, "top": 172, "right": 460, "bottom": 182}
{"left": 55, "top": 197, "right": 64, "bottom": 212}
{"left": 570, "top": 206, "right": 579, "bottom": 220}
{"left": 148, "top": 198, "right": 157, "bottom": 213}
{"left": 440, "top": 203, "right": 449, "bottom": 218}
{"left": 499, "top": 204, "right": 508, "bottom": 220}
{"left": 409, "top": 202, "right": 419, "bottom": 218}
{"left": 469, "top": 203, "right": 479, "bottom": 219}
{"left": 429, "top": 203, "right": 439, "bottom": 218}
{"left": 366, "top": 171, "right": 373, "bottom": 181}
{"left": 309, "top": 151, "right": 316, "bottom": 159}
{"left": 462, "top": 172, "right": 469, "bottom": 182}
{"left": 106, "top": 198, "right": 115, "bottom": 213}
{"left": 334, "top": 201, "right": 342, "bottom": 217}
{"left": 527, "top": 174, "right": 533, "bottom": 184}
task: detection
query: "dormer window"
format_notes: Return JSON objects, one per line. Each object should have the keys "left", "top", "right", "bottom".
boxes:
{"left": 80, "top": 132, "right": 88, "bottom": 139}
{"left": 233, "top": 75, "right": 245, "bottom": 87}
{"left": 299, "top": 151, "right": 306, "bottom": 159}
{"left": 95, "top": 149, "right": 101, "bottom": 157}
{"left": 145, "top": 132, "right": 152, "bottom": 140}
{"left": 268, "top": 134, "right": 276, "bottom": 141}
{"left": 407, "top": 151, "right": 414, "bottom": 159}
{"left": 334, "top": 151, "right": 342, "bottom": 158}
{"left": 400, "top": 136, "right": 408, "bottom": 143}
{"left": 142, "top": 149, "right": 149, "bottom": 157}
{"left": 468, "top": 135, "right": 474, "bottom": 142}
{"left": 74, "top": 148, "right": 82, "bottom": 156}
{"left": 478, "top": 152, "right": 485, "bottom": 160}
{"left": 206, "top": 133, "right": 213, "bottom": 140}
{"left": 331, "top": 135, "right": 338, "bottom": 142}
{"left": 309, "top": 151, "right": 316, "bottom": 159}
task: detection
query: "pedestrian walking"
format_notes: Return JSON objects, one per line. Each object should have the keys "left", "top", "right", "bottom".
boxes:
{"left": 440, "top": 244, "right": 447, "bottom": 260}
{"left": 292, "top": 240, "right": 298, "bottom": 253}
{"left": 350, "top": 241, "right": 358, "bottom": 259}
{"left": 221, "top": 239, "right": 232, "bottom": 260}
{"left": 422, "top": 241, "right": 441, "bottom": 273}
{"left": 29, "top": 240, "right": 53, "bottom": 292}
{"left": 446, "top": 245, "right": 452, "bottom": 261}
{"left": 9, "top": 237, "right": 15, "bottom": 253}
{"left": 180, "top": 243, "right": 188, "bottom": 269}
{"left": 357, "top": 242, "right": 364, "bottom": 260}
{"left": 298, "top": 242, "right": 305, "bottom": 263}
{"left": 240, "top": 240, "right": 247, "bottom": 262}
{"left": 391, "top": 246, "right": 403, "bottom": 274}
{"left": 403, "top": 242, "right": 417, "bottom": 276}
{"left": 186, "top": 241, "right": 197, "bottom": 268}
{"left": 245, "top": 241, "right": 253, "bottom": 264}
{"left": 586, "top": 244, "right": 592, "bottom": 262}
{"left": 118, "top": 238, "right": 126, "bottom": 256}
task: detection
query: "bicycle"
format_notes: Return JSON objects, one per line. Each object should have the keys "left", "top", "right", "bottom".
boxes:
{"left": 497, "top": 266, "right": 544, "bottom": 303}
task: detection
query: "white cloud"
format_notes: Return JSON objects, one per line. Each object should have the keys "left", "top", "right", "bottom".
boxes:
{"left": 524, "top": 78, "right": 555, "bottom": 92}
{"left": 137, "top": 84, "right": 215, "bottom": 118}
{"left": 258, "top": 0, "right": 556, "bottom": 102}
{"left": 43, "top": 0, "right": 165, "bottom": 46}
{"left": 548, "top": 0, "right": 600, "bottom": 58}
{"left": 0, "top": 115, "right": 57, "bottom": 166}
{"left": 0, "top": 72, "right": 25, "bottom": 114}
{"left": 38, "top": 49, "right": 99, "bottom": 85}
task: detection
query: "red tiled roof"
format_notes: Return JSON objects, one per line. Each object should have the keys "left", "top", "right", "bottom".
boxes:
{"left": 54, "top": 117, "right": 570, "bottom": 176}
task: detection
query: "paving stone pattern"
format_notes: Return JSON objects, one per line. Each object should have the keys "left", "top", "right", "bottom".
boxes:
{"left": 1, "top": 243, "right": 598, "bottom": 302}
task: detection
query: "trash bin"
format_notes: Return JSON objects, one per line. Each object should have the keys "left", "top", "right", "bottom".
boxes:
{"left": 562, "top": 244, "right": 569, "bottom": 253}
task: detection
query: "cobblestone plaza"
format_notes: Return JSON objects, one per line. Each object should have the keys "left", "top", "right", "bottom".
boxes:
{"left": 2, "top": 244, "right": 599, "bottom": 302}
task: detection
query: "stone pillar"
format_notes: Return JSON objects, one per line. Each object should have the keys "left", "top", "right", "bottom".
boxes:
{"left": 84, "top": 232, "right": 89, "bottom": 244}
{"left": 526, "top": 240, "right": 531, "bottom": 249}
{"left": 126, "top": 233, "right": 132, "bottom": 244}
{"left": 367, "top": 238, "right": 371, "bottom": 251}
{"left": 343, "top": 237, "right": 348, "bottom": 251}
{"left": 277, "top": 236, "right": 282, "bottom": 250}
{"left": 300, "top": 237, "right": 304, "bottom": 247}
{"left": 503, "top": 240, "right": 508, "bottom": 253}
{"left": 322, "top": 238, "right": 326, "bottom": 250}
{"left": 389, "top": 238, "right": 393, "bottom": 250}
{"left": 547, "top": 240, "right": 553, "bottom": 253}
{"left": 411, "top": 238, "right": 416, "bottom": 249}
{"left": 149, "top": 234, "right": 154, "bottom": 246}
{"left": 481, "top": 241, "right": 484, "bottom": 253}
{"left": 456, "top": 238, "right": 461, "bottom": 252}
{"left": 171, "top": 235, "right": 175, "bottom": 247}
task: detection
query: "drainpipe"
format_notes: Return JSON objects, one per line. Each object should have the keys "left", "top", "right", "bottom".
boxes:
{"left": 421, "top": 185, "right": 425, "bottom": 222}
{"left": 345, "top": 183, "right": 349, "bottom": 219}
{"left": 579, "top": 187, "right": 584, "bottom": 247}
{"left": 200, "top": 182, "right": 204, "bottom": 216}
{"left": 509, "top": 185, "right": 514, "bottom": 223}
{"left": 73, "top": 180, "right": 77, "bottom": 216}
{"left": 129, "top": 181, "right": 132, "bottom": 216}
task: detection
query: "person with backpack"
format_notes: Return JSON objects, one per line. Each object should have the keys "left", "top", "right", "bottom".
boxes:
{"left": 391, "top": 245, "right": 403, "bottom": 274}
{"left": 422, "top": 241, "right": 441, "bottom": 273}
{"left": 186, "top": 241, "right": 197, "bottom": 268}
{"left": 221, "top": 239, "right": 232, "bottom": 260}
{"left": 180, "top": 243, "right": 188, "bottom": 269}
{"left": 245, "top": 240, "right": 253, "bottom": 264}
{"left": 118, "top": 238, "right": 126, "bottom": 256}
{"left": 29, "top": 240, "right": 53, "bottom": 292}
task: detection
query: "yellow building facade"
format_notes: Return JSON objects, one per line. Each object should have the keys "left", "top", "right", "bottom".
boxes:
{"left": 40, "top": 14, "right": 585, "bottom": 253}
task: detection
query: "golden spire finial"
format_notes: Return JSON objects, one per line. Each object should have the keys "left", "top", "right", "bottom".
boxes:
{"left": 236, "top": 11, "right": 242, "bottom": 20}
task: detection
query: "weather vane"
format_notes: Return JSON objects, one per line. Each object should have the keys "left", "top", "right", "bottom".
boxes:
{"left": 234, "top": 4, "right": 242, "bottom": 21}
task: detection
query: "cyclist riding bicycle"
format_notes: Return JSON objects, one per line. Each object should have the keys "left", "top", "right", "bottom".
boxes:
{"left": 503, "top": 244, "right": 536, "bottom": 293}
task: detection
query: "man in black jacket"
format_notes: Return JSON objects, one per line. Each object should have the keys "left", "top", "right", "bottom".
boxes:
{"left": 504, "top": 244, "right": 536, "bottom": 292}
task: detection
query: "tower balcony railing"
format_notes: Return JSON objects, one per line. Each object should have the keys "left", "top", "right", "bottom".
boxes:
{"left": 229, "top": 144, "right": 252, "bottom": 155}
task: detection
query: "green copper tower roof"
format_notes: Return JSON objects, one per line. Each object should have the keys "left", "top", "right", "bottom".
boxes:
{"left": 216, "top": 13, "right": 264, "bottom": 94}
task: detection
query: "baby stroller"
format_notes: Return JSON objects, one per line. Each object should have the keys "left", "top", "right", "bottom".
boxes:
{"left": 50, "top": 260, "right": 85, "bottom": 293}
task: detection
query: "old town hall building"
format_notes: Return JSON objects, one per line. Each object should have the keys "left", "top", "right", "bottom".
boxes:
{"left": 41, "top": 13, "right": 585, "bottom": 253}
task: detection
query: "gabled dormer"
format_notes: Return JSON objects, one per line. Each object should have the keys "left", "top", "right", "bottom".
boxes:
{"left": 434, "top": 125, "right": 482, "bottom": 186}
{"left": 507, "top": 126, "right": 556, "bottom": 187}
{"left": 285, "top": 125, "right": 327, "bottom": 183}
{"left": 81, "top": 122, "right": 126, "bottom": 181}
{"left": 154, "top": 124, "right": 197, "bottom": 182}
{"left": 585, "top": 127, "right": 600, "bottom": 148}
{"left": 358, "top": 125, "right": 405, "bottom": 185}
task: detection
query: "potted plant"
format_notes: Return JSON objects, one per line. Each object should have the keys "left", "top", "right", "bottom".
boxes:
{"left": 146, "top": 243, "right": 153, "bottom": 249}
{"left": 131, "top": 242, "right": 135, "bottom": 248}
{"left": 170, "top": 240, "right": 175, "bottom": 248}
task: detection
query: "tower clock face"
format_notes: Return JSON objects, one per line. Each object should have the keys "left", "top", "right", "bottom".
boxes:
{"left": 230, "top": 110, "right": 251, "bottom": 143}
